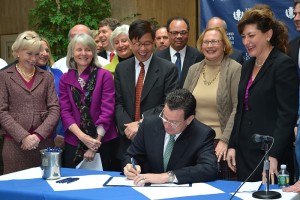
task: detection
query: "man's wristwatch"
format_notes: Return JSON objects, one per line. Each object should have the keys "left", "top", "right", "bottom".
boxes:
{"left": 167, "top": 171, "right": 175, "bottom": 183}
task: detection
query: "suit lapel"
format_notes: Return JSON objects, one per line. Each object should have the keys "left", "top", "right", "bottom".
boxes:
{"left": 164, "top": 47, "right": 172, "bottom": 61}
{"left": 153, "top": 121, "right": 167, "bottom": 171}
{"left": 127, "top": 59, "right": 136, "bottom": 104}
{"left": 167, "top": 125, "right": 191, "bottom": 170}
{"left": 62, "top": 69, "right": 82, "bottom": 91}
{"left": 141, "top": 56, "right": 158, "bottom": 102}
{"left": 251, "top": 49, "right": 277, "bottom": 88}
{"left": 294, "top": 38, "right": 300, "bottom": 63}
{"left": 181, "top": 46, "right": 195, "bottom": 85}
{"left": 30, "top": 70, "right": 44, "bottom": 91}
{"left": 9, "top": 66, "right": 33, "bottom": 92}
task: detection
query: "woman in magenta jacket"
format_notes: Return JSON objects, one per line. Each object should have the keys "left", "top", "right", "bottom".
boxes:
{"left": 59, "top": 33, "right": 118, "bottom": 170}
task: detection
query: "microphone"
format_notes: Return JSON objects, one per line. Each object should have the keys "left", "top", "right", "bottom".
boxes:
{"left": 252, "top": 134, "right": 273, "bottom": 143}
{"left": 230, "top": 133, "right": 278, "bottom": 200}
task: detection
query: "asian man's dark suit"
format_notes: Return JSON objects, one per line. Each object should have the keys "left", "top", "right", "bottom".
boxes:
{"left": 114, "top": 54, "right": 179, "bottom": 159}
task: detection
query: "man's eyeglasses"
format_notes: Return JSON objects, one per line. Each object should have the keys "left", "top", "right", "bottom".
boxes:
{"left": 159, "top": 110, "right": 185, "bottom": 129}
{"left": 132, "top": 41, "right": 153, "bottom": 48}
{"left": 23, "top": 36, "right": 42, "bottom": 41}
{"left": 202, "top": 40, "right": 222, "bottom": 46}
{"left": 169, "top": 31, "right": 189, "bottom": 37}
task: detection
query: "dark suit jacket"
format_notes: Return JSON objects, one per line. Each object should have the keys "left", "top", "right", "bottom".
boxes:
{"left": 288, "top": 36, "right": 300, "bottom": 68}
{"left": 122, "top": 116, "right": 218, "bottom": 184}
{"left": 98, "top": 50, "right": 108, "bottom": 60}
{"left": 114, "top": 54, "right": 179, "bottom": 158}
{"left": 155, "top": 46, "right": 204, "bottom": 88}
{"left": 229, "top": 48, "right": 298, "bottom": 180}
{"left": 230, "top": 48, "right": 245, "bottom": 65}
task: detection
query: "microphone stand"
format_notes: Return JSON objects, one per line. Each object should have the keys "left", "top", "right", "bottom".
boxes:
{"left": 252, "top": 140, "right": 281, "bottom": 199}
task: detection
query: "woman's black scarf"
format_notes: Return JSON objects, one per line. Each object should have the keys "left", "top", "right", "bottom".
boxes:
{"left": 71, "top": 66, "right": 98, "bottom": 162}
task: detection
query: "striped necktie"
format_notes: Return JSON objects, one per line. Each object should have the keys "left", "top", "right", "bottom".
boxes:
{"left": 163, "top": 135, "right": 176, "bottom": 171}
{"left": 135, "top": 62, "right": 145, "bottom": 121}
{"left": 175, "top": 52, "right": 181, "bottom": 80}
{"left": 109, "top": 52, "right": 115, "bottom": 62}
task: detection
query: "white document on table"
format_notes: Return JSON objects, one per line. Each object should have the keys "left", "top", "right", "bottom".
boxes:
{"left": 133, "top": 183, "right": 224, "bottom": 199}
{"left": 76, "top": 153, "right": 103, "bottom": 171}
{"left": 104, "top": 176, "right": 136, "bottom": 187}
{"left": 238, "top": 181, "right": 262, "bottom": 192}
{"left": 104, "top": 176, "right": 190, "bottom": 187}
{"left": 0, "top": 167, "right": 42, "bottom": 181}
{"left": 47, "top": 174, "right": 111, "bottom": 191}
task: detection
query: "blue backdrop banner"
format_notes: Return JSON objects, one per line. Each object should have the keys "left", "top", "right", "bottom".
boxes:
{"left": 200, "top": 1, "right": 297, "bottom": 59}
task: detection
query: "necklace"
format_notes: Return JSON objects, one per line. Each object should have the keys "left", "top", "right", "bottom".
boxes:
{"left": 16, "top": 64, "right": 35, "bottom": 79}
{"left": 255, "top": 60, "right": 264, "bottom": 67}
{"left": 202, "top": 66, "right": 220, "bottom": 86}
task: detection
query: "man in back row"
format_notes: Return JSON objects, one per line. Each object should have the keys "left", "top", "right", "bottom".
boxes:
{"left": 122, "top": 89, "right": 218, "bottom": 185}
{"left": 156, "top": 16, "right": 204, "bottom": 88}
{"left": 155, "top": 26, "right": 170, "bottom": 51}
{"left": 98, "top": 18, "right": 120, "bottom": 62}
{"left": 52, "top": 24, "right": 109, "bottom": 73}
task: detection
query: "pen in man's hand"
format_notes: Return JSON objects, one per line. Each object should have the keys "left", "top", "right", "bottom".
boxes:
{"left": 131, "top": 157, "right": 136, "bottom": 170}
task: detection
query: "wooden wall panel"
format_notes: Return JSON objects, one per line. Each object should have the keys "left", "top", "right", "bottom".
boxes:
{"left": 0, "top": 0, "right": 35, "bottom": 56}
{"left": 110, "top": 0, "right": 198, "bottom": 47}
{"left": 110, "top": 0, "right": 138, "bottom": 24}
{"left": 0, "top": 0, "right": 199, "bottom": 56}
{"left": 137, "top": 0, "right": 198, "bottom": 47}
{"left": 0, "top": 0, "right": 35, "bottom": 34}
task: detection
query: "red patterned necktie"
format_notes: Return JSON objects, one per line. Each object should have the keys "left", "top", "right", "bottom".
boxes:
{"left": 135, "top": 62, "right": 145, "bottom": 121}
{"left": 109, "top": 52, "right": 115, "bottom": 62}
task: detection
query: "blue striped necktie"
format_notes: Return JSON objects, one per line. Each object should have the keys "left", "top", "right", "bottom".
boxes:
{"left": 163, "top": 135, "right": 176, "bottom": 171}
{"left": 175, "top": 52, "right": 181, "bottom": 80}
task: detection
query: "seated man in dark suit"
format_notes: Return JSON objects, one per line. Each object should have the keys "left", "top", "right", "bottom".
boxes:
{"left": 206, "top": 17, "right": 245, "bottom": 65}
{"left": 115, "top": 19, "right": 179, "bottom": 165}
{"left": 122, "top": 89, "right": 218, "bottom": 185}
{"left": 156, "top": 16, "right": 204, "bottom": 88}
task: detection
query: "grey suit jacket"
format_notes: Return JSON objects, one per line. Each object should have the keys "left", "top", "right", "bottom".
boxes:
{"left": 114, "top": 54, "right": 179, "bottom": 158}
{"left": 155, "top": 46, "right": 204, "bottom": 87}
{"left": 122, "top": 116, "right": 218, "bottom": 184}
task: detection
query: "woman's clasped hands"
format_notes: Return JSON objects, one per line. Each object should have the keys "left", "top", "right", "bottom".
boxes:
{"left": 21, "top": 134, "right": 40, "bottom": 150}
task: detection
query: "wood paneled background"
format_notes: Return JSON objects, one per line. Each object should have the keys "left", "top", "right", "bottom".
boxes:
{"left": 0, "top": 0, "right": 200, "bottom": 58}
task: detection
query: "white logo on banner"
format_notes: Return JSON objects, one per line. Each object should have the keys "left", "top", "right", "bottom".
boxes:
{"left": 286, "top": 7, "right": 294, "bottom": 19}
{"left": 233, "top": 9, "right": 244, "bottom": 21}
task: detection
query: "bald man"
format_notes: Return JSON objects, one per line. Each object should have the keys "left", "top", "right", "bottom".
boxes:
{"left": 206, "top": 17, "right": 245, "bottom": 64}
{"left": 52, "top": 24, "right": 109, "bottom": 73}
